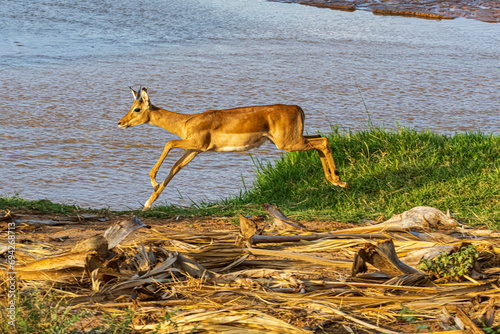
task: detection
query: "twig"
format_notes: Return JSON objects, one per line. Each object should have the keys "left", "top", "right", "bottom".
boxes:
{"left": 316, "top": 302, "right": 402, "bottom": 334}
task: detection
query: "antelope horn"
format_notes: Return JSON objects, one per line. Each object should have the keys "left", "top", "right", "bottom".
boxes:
{"left": 137, "top": 86, "right": 143, "bottom": 102}
{"left": 129, "top": 86, "right": 138, "bottom": 100}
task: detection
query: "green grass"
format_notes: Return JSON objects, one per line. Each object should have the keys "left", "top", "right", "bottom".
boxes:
{"left": 0, "top": 289, "right": 137, "bottom": 334}
{"left": 153, "top": 126, "right": 500, "bottom": 227}
{"left": 0, "top": 289, "right": 197, "bottom": 334}
{"left": 2, "top": 126, "right": 499, "bottom": 228}
{"left": 0, "top": 289, "right": 80, "bottom": 334}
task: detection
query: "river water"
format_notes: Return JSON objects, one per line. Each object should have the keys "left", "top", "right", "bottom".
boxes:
{"left": 1, "top": 0, "right": 499, "bottom": 210}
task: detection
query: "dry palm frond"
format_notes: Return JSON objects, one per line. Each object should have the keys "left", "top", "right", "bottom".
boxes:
{"left": 125, "top": 240, "right": 157, "bottom": 272}
{"left": 139, "top": 251, "right": 178, "bottom": 279}
{"left": 282, "top": 238, "right": 368, "bottom": 253}
{"left": 103, "top": 216, "right": 149, "bottom": 249}
{"left": 8, "top": 206, "right": 500, "bottom": 333}
{"left": 14, "top": 252, "right": 88, "bottom": 272}
{"left": 246, "top": 248, "right": 352, "bottom": 268}
{"left": 138, "top": 309, "right": 311, "bottom": 334}
{"left": 91, "top": 268, "right": 101, "bottom": 292}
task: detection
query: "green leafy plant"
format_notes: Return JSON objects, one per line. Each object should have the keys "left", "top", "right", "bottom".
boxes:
{"left": 398, "top": 305, "right": 429, "bottom": 333}
{"left": 150, "top": 309, "right": 199, "bottom": 334}
{"left": 418, "top": 244, "right": 478, "bottom": 281}
{"left": 399, "top": 305, "right": 416, "bottom": 323}
{"left": 483, "top": 326, "right": 500, "bottom": 334}
{"left": 88, "top": 307, "right": 135, "bottom": 334}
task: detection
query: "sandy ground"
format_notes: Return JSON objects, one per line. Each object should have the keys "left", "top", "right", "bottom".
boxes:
{"left": 271, "top": 0, "right": 500, "bottom": 22}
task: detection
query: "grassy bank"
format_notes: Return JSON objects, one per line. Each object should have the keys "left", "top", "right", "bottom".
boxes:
{"left": 151, "top": 126, "right": 500, "bottom": 227}
{"left": 2, "top": 126, "right": 499, "bottom": 227}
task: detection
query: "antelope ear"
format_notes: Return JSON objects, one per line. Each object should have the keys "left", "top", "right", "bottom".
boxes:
{"left": 446, "top": 209, "right": 451, "bottom": 218}
{"left": 140, "top": 87, "right": 150, "bottom": 105}
{"left": 130, "top": 87, "right": 138, "bottom": 100}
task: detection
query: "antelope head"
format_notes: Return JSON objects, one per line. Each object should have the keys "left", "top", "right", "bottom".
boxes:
{"left": 118, "top": 87, "right": 152, "bottom": 129}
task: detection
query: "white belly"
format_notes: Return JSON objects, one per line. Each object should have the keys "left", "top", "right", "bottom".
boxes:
{"left": 210, "top": 135, "right": 268, "bottom": 152}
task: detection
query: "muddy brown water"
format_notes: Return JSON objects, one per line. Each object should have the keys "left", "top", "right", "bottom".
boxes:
{"left": 1, "top": 0, "right": 499, "bottom": 210}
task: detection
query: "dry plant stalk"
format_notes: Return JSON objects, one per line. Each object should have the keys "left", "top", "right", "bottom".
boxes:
{"left": 2, "top": 206, "right": 499, "bottom": 333}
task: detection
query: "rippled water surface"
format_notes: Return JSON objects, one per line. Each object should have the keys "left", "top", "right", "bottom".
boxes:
{"left": 1, "top": 0, "right": 499, "bottom": 209}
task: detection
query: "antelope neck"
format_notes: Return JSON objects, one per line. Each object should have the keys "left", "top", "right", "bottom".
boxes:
{"left": 148, "top": 106, "right": 191, "bottom": 138}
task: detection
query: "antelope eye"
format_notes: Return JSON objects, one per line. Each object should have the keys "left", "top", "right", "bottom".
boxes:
{"left": 133, "top": 108, "right": 141, "bottom": 113}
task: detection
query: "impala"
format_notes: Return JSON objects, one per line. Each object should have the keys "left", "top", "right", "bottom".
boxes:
{"left": 118, "top": 87, "right": 348, "bottom": 211}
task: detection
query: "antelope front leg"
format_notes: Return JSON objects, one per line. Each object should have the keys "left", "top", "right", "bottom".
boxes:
{"left": 149, "top": 141, "right": 179, "bottom": 191}
{"left": 143, "top": 150, "right": 199, "bottom": 211}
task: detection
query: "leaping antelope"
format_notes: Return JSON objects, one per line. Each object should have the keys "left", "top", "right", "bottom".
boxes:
{"left": 118, "top": 87, "right": 348, "bottom": 211}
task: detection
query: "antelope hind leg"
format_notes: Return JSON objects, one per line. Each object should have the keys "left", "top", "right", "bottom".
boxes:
{"left": 308, "top": 137, "right": 348, "bottom": 188}
{"left": 283, "top": 136, "right": 348, "bottom": 188}
{"left": 304, "top": 136, "right": 337, "bottom": 181}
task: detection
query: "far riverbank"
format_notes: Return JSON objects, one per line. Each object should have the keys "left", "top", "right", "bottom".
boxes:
{"left": 270, "top": 0, "right": 500, "bottom": 22}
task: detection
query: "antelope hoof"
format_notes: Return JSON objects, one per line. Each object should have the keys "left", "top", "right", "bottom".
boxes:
{"left": 331, "top": 179, "right": 349, "bottom": 189}
{"left": 143, "top": 200, "right": 152, "bottom": 211}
